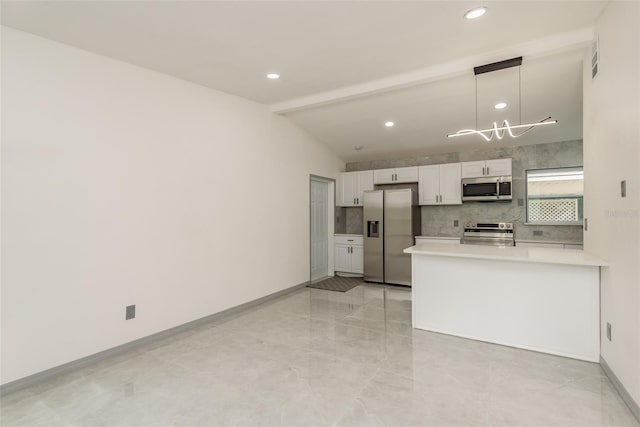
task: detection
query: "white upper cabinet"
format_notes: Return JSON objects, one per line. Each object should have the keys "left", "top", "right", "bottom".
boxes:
{"left": 418, "top": 165, "right": 439, "bottom": 205}
{"left": 337, "top": 171, "right": 374, "bottom": 207}
{"left": 461, "top": 161, "right": 485, "bottom": 178}
{"left": 394, "top": 166, "right": 419, "bottom": 183}
{"left": 373, "top": 169, "right": 395, "bottom": 184}
{"left": 462, "top": 158, "right": 512, "bottom": 178}
{"left": 418, "top": 163, "right": 462, "bottom": 206}
{"left": 485, "top": 158, "right": 512, "bottom": 177}
{"left": 373, "top": 166, "right": 418, "bottom": 184}
{"left": 439, "top": 163, "right": 463, "bottom": 204}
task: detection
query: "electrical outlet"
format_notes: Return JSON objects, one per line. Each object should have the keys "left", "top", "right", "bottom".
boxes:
{"left": 453, "top": 220, "right": 459, "bottom": 227}
{"left": 517, "top": 198, "right": 524, "bottom": 207}
{"left": 533, "top": 230, "right": 543, "bottom": 236}
{"left": 126, "top": 305, "right": 136, "bottom": 320}
{"left": 607, "top": 323, "right": 612, "bottom": 341}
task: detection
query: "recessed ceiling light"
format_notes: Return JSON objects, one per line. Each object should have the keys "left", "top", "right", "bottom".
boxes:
{"left": 385, "top": 121, "right": 395, "bottom": 127}
{"left": 354, "top": 145, "right": 364, "bottom": 151}
{"left": 266, "top": 73, "right": 280, "bottom": 79}
{"left": 464, "top": 6, "right": 487, "bottom": 20}
{"left": 495, "top": 102, "right": 507, "bottom": 110}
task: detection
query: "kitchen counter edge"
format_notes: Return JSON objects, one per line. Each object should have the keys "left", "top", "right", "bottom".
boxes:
{"left": 404, "top": 242, "right": 608, "bottom": 267}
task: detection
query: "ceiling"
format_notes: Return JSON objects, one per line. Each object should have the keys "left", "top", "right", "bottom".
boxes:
{"left": 1, "top": 1, "right": 606, "bottom": 161}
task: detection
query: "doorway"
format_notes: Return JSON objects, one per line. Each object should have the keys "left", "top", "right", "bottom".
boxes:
{"left": 310, "top": 175, "right": 335, "bottom": 283}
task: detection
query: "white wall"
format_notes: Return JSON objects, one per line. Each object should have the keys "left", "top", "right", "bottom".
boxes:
{"left": 0, "top": 27, "right": 344, "bottom": 385}
{"left": 582, "top": 1, "right": 640, "bottom": 407}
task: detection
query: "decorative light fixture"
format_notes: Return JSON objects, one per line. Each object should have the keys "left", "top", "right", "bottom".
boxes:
{"left": 266, "top": 73, "right": 280, "bottom": 79}
{"left": 447, "top": 57, "right": 557, "bottom": 141}
{"left": 464, "top": 6, "right": 487, "bottom": 20}
{"left": 384, "top": 121, "right": 395, "bottom": 127}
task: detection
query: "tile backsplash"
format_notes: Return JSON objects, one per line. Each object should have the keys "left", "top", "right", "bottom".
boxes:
{"left": 340, "top": 139, "right": 583, "bottom": 243}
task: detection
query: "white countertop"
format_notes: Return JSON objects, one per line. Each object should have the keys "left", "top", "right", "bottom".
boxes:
{"left": 404, "top": 242, "right": 608, "bottom": 267}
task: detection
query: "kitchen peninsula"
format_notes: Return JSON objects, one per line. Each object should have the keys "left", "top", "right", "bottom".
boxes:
{"left": 404, "top": 242, "right": 608, "bottom": 362}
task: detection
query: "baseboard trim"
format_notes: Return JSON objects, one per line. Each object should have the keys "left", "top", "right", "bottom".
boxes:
{"left": 0, "top": 280, "right": 309, "bottom": 396}
{"left": 600, "top": 356, "right": 640, "bottom": 423}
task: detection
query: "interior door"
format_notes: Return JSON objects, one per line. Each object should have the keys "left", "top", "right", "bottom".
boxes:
{"left": 310, "top": 179, "right": 329, "bottom": 281}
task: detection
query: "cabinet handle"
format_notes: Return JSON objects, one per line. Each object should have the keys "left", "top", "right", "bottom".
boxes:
{"left": 482, "top": 167, "right": 485, "bottom": 176}
{"left": 356, "top": 197, "right": 359, "bottom": 204}
{"left": 487, "top": 167, "right": 490, "bottom": 176}
{"left": 353, "top": 198, "right": 356, "bottom": 205}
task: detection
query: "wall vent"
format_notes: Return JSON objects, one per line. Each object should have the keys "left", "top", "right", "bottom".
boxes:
{"left": 591, "top": 36, "right": 600, "bottom": 79}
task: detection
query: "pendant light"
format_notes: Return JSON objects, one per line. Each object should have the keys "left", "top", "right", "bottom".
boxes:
{"left": 447, "top": 57, "right": 557, "bottom": 141}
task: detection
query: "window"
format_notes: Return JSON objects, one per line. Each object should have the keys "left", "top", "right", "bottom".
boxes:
{"left": 525, "top": 167, "right": 584, "bottom": 225}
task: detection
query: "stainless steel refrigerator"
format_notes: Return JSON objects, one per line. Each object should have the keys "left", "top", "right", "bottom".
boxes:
{"left": 363, "top": 188, "right": 421, "bottom": 286}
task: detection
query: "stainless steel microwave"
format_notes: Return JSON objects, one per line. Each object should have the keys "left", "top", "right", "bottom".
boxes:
{"left": 461, "top": 176, "right": 512, "bottom": 202}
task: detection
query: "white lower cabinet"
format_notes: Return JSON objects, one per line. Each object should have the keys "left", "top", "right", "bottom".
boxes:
{"left": 334, "top": 235, "right": 364, "bottom": 274}
{"left": 350, "top": 245, "right": 363, "bottom": 274}
{"left": 334, "top": 245, "right": 352, "bottom": 272}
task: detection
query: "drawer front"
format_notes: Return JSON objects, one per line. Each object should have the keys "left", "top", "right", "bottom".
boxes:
{"left": 335, "top": 235, "right": 363, "bottom": 245}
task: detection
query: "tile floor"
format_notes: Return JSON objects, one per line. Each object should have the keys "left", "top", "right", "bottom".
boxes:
{"left": 1, "top": 285, "right": 638, "bottom": 426}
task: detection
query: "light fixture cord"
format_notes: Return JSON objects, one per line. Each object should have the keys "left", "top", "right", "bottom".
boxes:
{"left": 519, "top": 66, "right": 522, "bottom": 125}
{"left": 475, "top": 75, "right": 478, "bottom": 130}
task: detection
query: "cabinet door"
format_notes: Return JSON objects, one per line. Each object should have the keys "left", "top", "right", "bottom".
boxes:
{"left": 356, "top": 171, "right": 374, "bottom": 206}
{"left": 439, "top": 163, "right": 462, "bottom": 205}
{"left": 373, "top": 168, "right": 395, "bottom": 184}
{"left": 350, "top": 246, "right": 364, "bottom": 274}
{"left": 334, "top": 245, "right": 352, "bottom": 272}
{"left": 485, "top": 158, "right": 512, "bottom": 177}
{"left": 338, "top": 172, "right": 358, "bottom": 206}
{"left": 394, "top": 166, "right": 419, "bottom": 183}
{"left": 461, "top": 161, "right": 486, "bottom": 178}
{"left": 418, "top": 165, "right": 439, "bottom": 205}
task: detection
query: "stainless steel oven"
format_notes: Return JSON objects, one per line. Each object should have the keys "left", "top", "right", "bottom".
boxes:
{"left": 462, "top": 176, "right": 512, "bottom": 202}
{"left": 461, "top": 222, "right": 515, "bottom": 246}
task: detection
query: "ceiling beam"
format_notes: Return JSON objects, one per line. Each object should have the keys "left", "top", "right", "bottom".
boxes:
{"left": 269, "top": 27, "right": 594, "bottom": 114}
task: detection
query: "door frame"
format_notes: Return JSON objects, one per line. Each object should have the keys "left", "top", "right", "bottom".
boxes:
{"left": 309, "top": 175, "right": 335, "bottom": 284}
